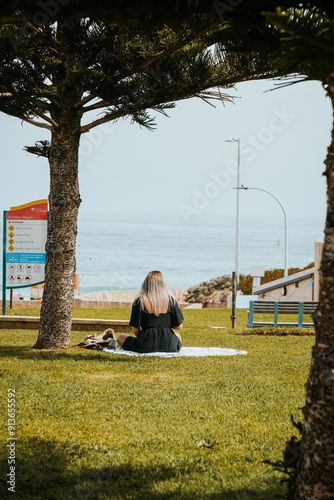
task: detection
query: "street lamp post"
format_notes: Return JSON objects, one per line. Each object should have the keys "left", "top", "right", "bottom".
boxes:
{"left": 235, "top": 186, "right": 288, "bottom": 277}
{"left": 226, "top": 138, "right": 240, "bottom": 281}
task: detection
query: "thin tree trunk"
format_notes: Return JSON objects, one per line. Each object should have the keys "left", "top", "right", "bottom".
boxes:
{"left": 294, "top": 82, "right": 334, "bottom": 499}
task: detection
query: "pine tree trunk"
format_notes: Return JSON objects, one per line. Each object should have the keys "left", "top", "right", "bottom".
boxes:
{"left": 34, "top": 28, "right": 83, "bottom": 349}
{"left": 33, "top": 125, "right": 81, "bottom": 349}
{"left": 294, "top": 82, "right": 334, "bottom": 498}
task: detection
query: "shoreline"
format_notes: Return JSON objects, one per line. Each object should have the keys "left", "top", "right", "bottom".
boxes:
{"left": 77, "top": 288, "right": 188, "bottom": 302}
{"left": 1, "top": 288, "right": 192, "bottom": 310}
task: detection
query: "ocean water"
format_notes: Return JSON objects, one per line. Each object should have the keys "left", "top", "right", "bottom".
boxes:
{"left": 1, "top": 212, "right": 325, "bottom": 297}
{"left": 75, "top": 213, "right": 324, "bottom": 294}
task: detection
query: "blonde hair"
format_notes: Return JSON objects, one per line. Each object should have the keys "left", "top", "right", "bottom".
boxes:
{"left": 138, "top": 271, "right": 174, "bottom": 316}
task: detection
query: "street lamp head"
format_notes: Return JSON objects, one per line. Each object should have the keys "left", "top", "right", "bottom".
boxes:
{"left": 225, "top": 138, "right": 239, "bottom": 143}
{"left": 233, "top": 185, "right": 248, "bottom": 190}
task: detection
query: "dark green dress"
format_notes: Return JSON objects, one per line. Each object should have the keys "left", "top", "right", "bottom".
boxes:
{"left": 122, "top": 297, "right": 183, "bottom": 353}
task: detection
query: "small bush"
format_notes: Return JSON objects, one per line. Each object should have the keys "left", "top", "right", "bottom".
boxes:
{"left": 240, "top": 327, "right": 314, "bottom": 336}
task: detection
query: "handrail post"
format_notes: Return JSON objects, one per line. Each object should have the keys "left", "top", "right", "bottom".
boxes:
{"left": 274, "top": 301, "right": 279, "bottom": 327}
{"left": 298, "top": 302, "right": 304, "bottom": 327}
{"left": 248, "top": 301, "right": 254, "bottom": 328}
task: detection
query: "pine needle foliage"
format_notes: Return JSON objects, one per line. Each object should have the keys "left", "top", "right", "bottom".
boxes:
{"left": 24, "top": 140, "right": 50, "bottom": 158}
{"left": 0, "top": 8, "right": 289, "bottom": 144}
{"left": 263, "top": 6, "right": 334, "bottom": 85}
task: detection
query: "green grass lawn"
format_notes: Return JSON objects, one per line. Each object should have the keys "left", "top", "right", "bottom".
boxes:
{"left": 0, "top": 308, "right": 314, "bottom": 499}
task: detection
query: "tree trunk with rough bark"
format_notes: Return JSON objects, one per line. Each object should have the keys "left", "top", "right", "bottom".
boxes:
{"left": 33, "top": 33, "right": 83, "bottom": 349}
{"left": 294, "top": 81, "right": 334, "bottom": 499}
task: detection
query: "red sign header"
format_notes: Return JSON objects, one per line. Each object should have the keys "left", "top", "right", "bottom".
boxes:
{"left": 7, "top": 200, "right": 48, "bottom": 221}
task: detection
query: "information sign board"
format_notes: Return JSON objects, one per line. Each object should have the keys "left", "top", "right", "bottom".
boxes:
{"left": 2, "top": 200, "right": 48, "bottom": 314}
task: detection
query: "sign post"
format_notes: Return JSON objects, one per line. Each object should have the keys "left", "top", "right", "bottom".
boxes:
{"left": 231, "top": 271, "right": 237, "bottom": 329}
{"left": 2, "top": 211, "right": 6, "bottom": 315}
{"left": 2, "top": 200, "right": 48, "bottom": 315}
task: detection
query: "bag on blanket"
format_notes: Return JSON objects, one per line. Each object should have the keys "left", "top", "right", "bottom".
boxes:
{"left": 77, "top": 329, "right": 117, "bottom": 350}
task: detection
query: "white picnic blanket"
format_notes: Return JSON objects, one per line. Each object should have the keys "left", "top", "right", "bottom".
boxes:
{"left": 103, "top": 347, "right": 247, "bottom": 357}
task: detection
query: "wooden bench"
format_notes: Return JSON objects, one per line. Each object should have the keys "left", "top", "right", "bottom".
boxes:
{"left": 0, "top": 316, "right": 131, "bottom": 333}
{"left": 247, "top": 301, "right": 318, "bottom": 328}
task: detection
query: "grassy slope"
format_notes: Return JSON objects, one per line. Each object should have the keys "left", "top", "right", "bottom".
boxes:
{"left": 0, "top": 308, "right": 314, "bottom": 499}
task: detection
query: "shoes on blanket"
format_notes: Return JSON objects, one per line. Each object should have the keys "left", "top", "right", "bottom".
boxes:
{"left": 77, "top": 329, "right": 117, "bottom": 350}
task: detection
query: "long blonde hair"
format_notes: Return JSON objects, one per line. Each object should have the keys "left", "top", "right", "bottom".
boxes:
{"left": 138, "top": 271, "right": 174, "bottom": 316}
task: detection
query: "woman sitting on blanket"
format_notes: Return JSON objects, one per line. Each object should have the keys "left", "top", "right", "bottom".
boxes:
{"left": 117, "top": 271, "right": 183, "bottom": 353}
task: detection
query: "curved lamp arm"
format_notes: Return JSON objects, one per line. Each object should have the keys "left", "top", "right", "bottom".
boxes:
{"left": 235, "top": 186, "right": 288, "bottom": 277}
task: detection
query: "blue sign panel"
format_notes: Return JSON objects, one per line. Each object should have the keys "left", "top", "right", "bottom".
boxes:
{"left": 7, "top": 253, "right": 46, "bottom": 264}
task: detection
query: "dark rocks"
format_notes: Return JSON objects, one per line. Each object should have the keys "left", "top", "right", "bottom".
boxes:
{"left": 186, "top": 275, "right": 245, "bottom": 306}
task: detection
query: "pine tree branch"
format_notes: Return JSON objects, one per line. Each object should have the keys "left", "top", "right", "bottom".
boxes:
{"left": 1, "top": 94, "right": 52, "bottom": 110}
{"left": 220, "top": 71, "right": 283, "bottom": 86}
{"left": 267, "top": 75, "right": 311, "bottom": 90}
{"left": 22, "top": 116, "right": 52, "bottom": 131}
{"left": 114, "top": 21, "right": 221, "bottom": 83}
{"left": 30, "top": 107, "right": 59, "bottom": 128}
{"left": 281, "top": 34, "right": 334, "bottom": 54}
{"left": 0, "top": 94, "right": 55, "bottom": 127}
{"left": 85, "top": 25, "right": 121, "bottom": 67}
{"left": 82, "top": 100, "right": 112, "bottom": 112}
{"left": 81, "top": 113, "right": 121, "bottom": 133}
{"left": 80, "top": 69, "right": 281, "bottom": 134}
{"left": 74, "top": 95, "right": 96, "bottom": 109}
{"left": 31, "top": 98, "right": 52, "bottom": 110}
{"left": 151, "top": 107, "right": 170, "bottom": 117}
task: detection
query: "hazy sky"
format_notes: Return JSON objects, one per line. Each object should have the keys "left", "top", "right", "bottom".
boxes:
{"left": 0, "top": 78, "right": 331, "bottom": 223}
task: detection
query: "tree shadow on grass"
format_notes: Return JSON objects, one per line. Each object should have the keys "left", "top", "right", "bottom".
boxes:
{"left": 0, "top": 438, "right": 284, "bottom": 500}
{"left": 0, "top": 346, "right": 134, "bottom": 363}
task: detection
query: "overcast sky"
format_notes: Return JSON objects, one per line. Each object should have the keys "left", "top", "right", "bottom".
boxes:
{"left": 0, "top": 78, "right": 331, "bottom": 223}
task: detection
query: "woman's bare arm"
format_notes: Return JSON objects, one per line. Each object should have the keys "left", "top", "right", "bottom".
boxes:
{"left": 132, "top": 327, "right": 140, "bottom": 337}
